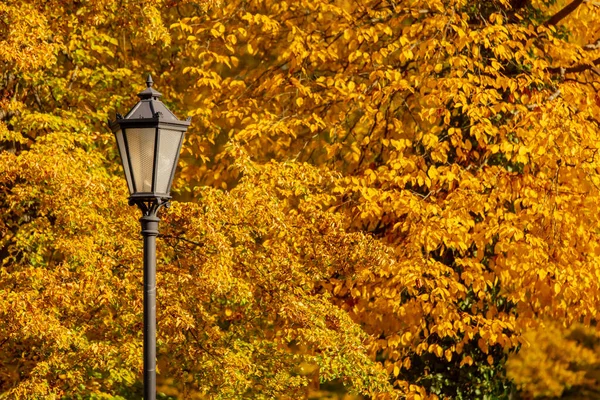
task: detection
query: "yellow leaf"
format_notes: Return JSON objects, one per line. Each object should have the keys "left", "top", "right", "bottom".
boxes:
{"left": 445, "top": 349, "right": 452, "bottom": 362}
{"left": 401, "top": 331, "right": 413, "bottom": 345}
{"left": 227, "top": 34, "right": 237, "bottom": 45}
{"left": 214, "top": 22, "right": 225, "bottom": 34}
{"left": 427, "top": 166, "right": 438, "bottom": 180}
{"left": 460, "top": 356, "right": 474, "bottom": 367}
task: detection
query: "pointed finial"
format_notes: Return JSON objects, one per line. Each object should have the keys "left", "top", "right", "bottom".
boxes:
{"left": 137, "top": 74, "right": 162, "bottom": 99}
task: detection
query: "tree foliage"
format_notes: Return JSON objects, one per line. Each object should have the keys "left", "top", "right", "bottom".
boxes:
{"left": 2, "top": 0, "right": 600, "bottom": 398}
{"left": 507, "top": 320, "right": 600, "bottom": 398}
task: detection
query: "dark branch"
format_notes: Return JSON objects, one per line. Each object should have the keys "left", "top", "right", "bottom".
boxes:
{"left": 584, "top": 38, "right": 600, "bottom": 50}
{"left": 548, "top": 57, "right": 600, "bottom": 74}
{"left": 544, "top": 0, "right": 585, "bottom": 26}
{"left": 160, "top": 234, "right": 204, "bottom": 247}
{"left": 0, "top": 109, "right": 13, "bottom": 121}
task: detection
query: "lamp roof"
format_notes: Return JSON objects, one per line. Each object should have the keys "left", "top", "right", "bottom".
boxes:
{"left": 123, "top": 75, "right": 181, "bottom": 123}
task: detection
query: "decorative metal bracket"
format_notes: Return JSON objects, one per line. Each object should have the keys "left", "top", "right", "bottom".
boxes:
{"left": 129, "top": 198, "right": 170, "bottom": 217}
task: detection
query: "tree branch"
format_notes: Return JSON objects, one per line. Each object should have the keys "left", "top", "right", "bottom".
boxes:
{"left": 544, "top": 0, "right": 585, "bottom": 26}
{"left": 584, "top": 39, "right": 600, "bottom": 50}
{"left": 526, "top": 89, "right": 562, "bottom": 110}
{"left": 160, "top": 234, "right": 204, "bottom": 247}
{"left": 548, "top": 56, "right": 600, "bottom": 75}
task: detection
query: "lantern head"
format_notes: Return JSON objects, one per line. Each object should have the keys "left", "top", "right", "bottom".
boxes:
{"left": 109, "top": 75, "right": 190, "bottom": 204}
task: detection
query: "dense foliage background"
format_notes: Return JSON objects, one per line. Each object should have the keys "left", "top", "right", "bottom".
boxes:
{"left": 2, "top": 0, "right": 600, "bottom": 398}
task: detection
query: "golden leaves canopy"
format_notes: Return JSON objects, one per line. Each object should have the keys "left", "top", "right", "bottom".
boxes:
{"left": 1, "top": 0, "right": 600, "bottom": 398}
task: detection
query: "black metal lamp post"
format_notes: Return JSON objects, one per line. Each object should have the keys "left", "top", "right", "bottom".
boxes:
{"left": 109, "top": 75, "right": 190, "bottom": 400}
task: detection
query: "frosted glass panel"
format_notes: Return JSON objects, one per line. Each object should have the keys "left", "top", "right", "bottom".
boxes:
{"left": 115, "top": 130, "right": 133, "bottom": 194}
{"left": 155, "top": 129, "right": 183, "bottom": 194}
{"left": 125, "top": 127, "right": 156, "bottom": 193}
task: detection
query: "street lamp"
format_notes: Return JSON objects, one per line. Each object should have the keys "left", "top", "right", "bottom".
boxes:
{"left": 109, "top": 75, "right": 190, "bottom": 400}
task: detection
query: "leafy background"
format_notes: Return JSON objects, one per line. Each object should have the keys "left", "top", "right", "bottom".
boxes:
{"left": 2, "top": 0, "right": 600, "bottom": 398}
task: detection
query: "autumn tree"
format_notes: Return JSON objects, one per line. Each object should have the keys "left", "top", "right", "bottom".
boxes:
{"left": 160, "top": 0, "right": 600, "bottom": 397}
{"left": 3, "top": 0, "right": 600, "bottom": 398}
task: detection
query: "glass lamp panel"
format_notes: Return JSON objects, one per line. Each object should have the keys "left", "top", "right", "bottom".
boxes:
{"left": 115, "top": 130, "right": 133, "bottom": 194}
{"left": 124, "top": 127, "right": 156, "bottom": 193}
{"left": 155, "top": 129, "right": 184, "bottom": 194}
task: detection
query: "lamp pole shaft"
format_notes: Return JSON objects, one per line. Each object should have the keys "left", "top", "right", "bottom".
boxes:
{"left": 141, "top": 215, "right": 160, "bottom": 400}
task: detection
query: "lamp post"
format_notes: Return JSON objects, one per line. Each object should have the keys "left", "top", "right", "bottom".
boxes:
{"left": 109, "top": 75, "right": 191, "bottom": 400}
